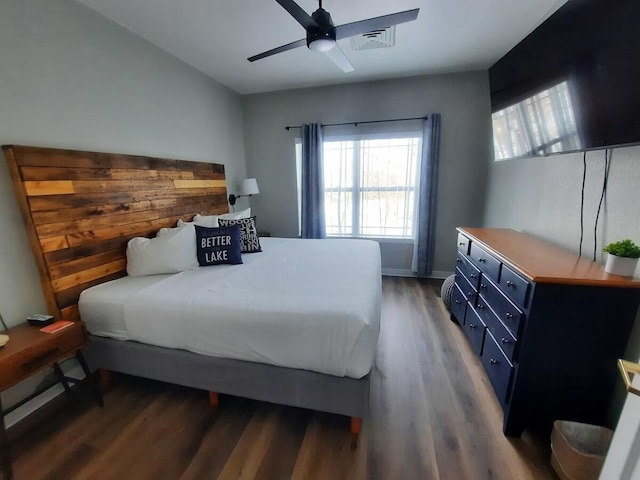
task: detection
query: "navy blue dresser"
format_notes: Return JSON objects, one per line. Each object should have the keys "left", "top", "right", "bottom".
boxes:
{"left": 452, "top": 227, "right": 640, "bottom": 436}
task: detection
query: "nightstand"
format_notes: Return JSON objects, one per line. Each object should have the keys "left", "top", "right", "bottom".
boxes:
{"left": 0, "top": 321, "right": 102, "bottom": 479}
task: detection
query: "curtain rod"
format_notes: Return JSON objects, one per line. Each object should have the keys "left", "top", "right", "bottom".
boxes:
{"left": 284, "top": 116, "right": 427, "bottom": 131}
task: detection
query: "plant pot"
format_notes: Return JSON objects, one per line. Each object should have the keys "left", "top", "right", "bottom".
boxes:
{"left": 604, "top": 254, "right": 639, "bottom": 277}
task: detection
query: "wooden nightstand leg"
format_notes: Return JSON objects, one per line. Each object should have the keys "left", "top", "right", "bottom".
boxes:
{"left": 0, "top": 398, "right": 13, "bottom": 480}
{"left": 52, "top": 362, "right": 72, "bottom": 395}
{"left": 76, "top": 351, "right": 104, "bottom": 408}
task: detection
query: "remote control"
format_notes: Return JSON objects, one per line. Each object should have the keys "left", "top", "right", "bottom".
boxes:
{"left": 27, "top": 314, "right": 55, "bottom": 326}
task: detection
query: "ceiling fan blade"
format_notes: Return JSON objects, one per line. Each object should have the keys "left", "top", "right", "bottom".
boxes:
{"left": 325, "top": 44, "right": 355, "bottom": 73}
{"left": 248, "top": 38, "right": 307, "bottom": 62}
{"left": 335, "top": 8, "right": 419, "bottom": 40}
{"left": 275, "top": 0, "right": 318, "bottom": 29}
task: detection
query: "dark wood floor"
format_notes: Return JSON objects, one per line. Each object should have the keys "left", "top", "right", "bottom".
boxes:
{"left": 9, "top": 277, "right": 558, "bottom": 479}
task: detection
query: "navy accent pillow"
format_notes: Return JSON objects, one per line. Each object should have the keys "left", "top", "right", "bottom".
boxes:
{"left": 194, "top": 225, "right": 243, "bottom": 266}
{"left": 218, "top": 216, "right": 262, "bottom": 253}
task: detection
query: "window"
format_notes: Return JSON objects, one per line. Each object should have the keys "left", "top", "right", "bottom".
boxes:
{"left": 298, "top": 133, "right": 422, "bottom": 239}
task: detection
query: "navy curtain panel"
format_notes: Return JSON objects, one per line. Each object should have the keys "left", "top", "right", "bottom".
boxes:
{"left": 413, "top": 114, "right": 442, "bottom": 276}
{"left": 300, "top": 123, "right": 326, "bottom": 239}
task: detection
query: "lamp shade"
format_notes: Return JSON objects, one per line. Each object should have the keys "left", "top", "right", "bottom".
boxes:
{"left": 240, "top": 178, "right": 259, "bottom": 196}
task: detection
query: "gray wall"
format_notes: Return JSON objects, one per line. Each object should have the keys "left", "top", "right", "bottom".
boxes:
{"left": 0, "top": 0, "right": 246, "bottom": 409}
{"left": 242, "top": 72, "right": 493, "bottom": 274}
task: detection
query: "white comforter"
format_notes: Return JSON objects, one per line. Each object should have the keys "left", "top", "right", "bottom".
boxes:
{"left": 79, "top": 237, "right": 381, "bottom": 378}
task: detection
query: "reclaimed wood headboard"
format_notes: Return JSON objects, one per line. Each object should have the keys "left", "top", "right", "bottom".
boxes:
{"left": 3, "top": 145, "right": 228, "bottom": 320}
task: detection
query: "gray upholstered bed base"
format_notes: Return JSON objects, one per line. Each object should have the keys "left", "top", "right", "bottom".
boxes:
{"left": 84, "top": 335, "right": 370, "bottom": 418}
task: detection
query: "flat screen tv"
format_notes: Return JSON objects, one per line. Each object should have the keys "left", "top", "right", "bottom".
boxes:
{"left": 489, "top": 0, "right": 640, "bottom": 160}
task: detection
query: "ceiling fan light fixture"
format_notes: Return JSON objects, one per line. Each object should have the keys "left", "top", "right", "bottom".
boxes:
{"left": 309, "top": 38, "right": 336, "bottom": 52}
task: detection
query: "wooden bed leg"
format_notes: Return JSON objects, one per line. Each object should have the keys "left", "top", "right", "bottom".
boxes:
{"left": 97, "top": 369, "right": 112, "bottom": 389}
{"left": 208, "top": 391, "right": 219, "bottom": 407}
{"left": 350, "top": 417, "right": 362, "bottom": 435}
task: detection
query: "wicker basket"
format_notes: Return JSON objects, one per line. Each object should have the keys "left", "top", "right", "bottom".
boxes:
{"left": 550, "top": 420, "right": 613, "bottom": 480}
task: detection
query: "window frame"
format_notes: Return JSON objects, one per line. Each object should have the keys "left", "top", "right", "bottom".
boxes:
{"left": 322, "top": 131, "right": 422, "bottom": 240}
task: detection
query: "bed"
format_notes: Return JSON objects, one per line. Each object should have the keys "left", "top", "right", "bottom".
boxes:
{"left": 3, "top": 145, "right": 381, "bottom": 431}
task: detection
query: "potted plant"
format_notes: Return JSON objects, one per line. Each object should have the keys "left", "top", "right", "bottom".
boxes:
{"left": 603, "top": 239, "right": 640, "bottom": 277}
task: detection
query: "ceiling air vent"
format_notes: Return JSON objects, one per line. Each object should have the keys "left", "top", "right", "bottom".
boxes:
{"left": 350, "top": 26, "right": 396, "bottom": 51}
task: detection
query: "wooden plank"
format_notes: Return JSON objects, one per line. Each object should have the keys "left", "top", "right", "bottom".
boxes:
{"left": 45, "top": 236, "right": 133, "bottom": 267}
{"left": 55, "top": 271, "right": 127, "bottom": 309}
{"left": 28, "top": 188, "right": 227, "bottom": 211}
{"left": 36, "top": 210, "right": 162, "bottom": 238}
{"left": 20, "top": 166, "right": 112, "bottom": 181}
{"left": 66, "top": 217, "right": 180, "bottom": 248}
{"left": 51, "top": 259, "right": 126, "bottom": 293}
{"left": 40, "top": 236, "right": 69, "bottom": 253}
{"left": 11, "top": 146, "right": 109, "bottom": 169}
{"left": 174, "top": 179, "right": 226, "bottom": 189}
{"left": 71, "top": 180, "right": 175, "bottom": 194}
{"left": 20, "top": 166, "right": 198, "bottom": 182}
{"left": 49, "top": 250, "right": 124, "bottom": 280}
{"left": 24, "top": 181, "right": 74, "bottom": 196}
{"left": 31, "top": 200, "right": 156, "bottom": 225}
{"left": 60, "top": 305, "right": 80, "bottom": 321}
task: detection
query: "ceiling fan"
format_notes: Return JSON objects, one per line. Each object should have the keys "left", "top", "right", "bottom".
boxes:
{"left": 248, "top": 0, "right": 420, "bottom": 73}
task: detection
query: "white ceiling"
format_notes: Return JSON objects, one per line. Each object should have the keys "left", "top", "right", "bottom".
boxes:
{"left": 76, "top": 0, "right": 568, "bottom": 95}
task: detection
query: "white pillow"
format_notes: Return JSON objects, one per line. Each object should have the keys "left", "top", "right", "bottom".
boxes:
{"left": 194, "top": 208, "right": 251, "bottom": 226}
{"left": 157, "top": 224, "right": 194, "bottom": 238}
{"left": 127, "top": 225, "right": 198, "bottom": 276}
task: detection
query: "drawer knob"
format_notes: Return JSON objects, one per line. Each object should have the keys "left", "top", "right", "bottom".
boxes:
{"left": 490, "top": 358, "right": 498, "bottom": 365}
{"left": 469, "top": 323, "right": 476, "bottom": 329}
{"left": 478, "top": 257, "right": 486, "bottom": 263}
{"left": 478, "top": 304, "right": 484, "bottom": 310}
{"left": 501, "top": 337, "right": 510, "bottom": 345}
{"left": 506, "top": 281, "right": 514, "bottom": 287}
{"left": 456, "top": 259, "right": 461, "bottom": 263}
{"left": 455, "top": 274, "right": 459, "bottom": 278}
{"left": 480, "top": 283, "right": 487, "bottom": 289}
{"left": 505, "top": 313, "right": 513, "bottom": 320}
{"left": 470, "top": 273, "right": 476, "bottom": 278}
{"left": 459, "top": 242, "right": 465, "bottom": 246}
{"left": 455, "top": 300, "right": 461, "bottom": 304}
{"left": 468, "top": 292, "right": 474, "bottom": 298}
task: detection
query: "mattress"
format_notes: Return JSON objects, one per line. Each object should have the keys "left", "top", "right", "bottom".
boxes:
{"left": 79, "top": 237, "right": 381, "bottom": 379}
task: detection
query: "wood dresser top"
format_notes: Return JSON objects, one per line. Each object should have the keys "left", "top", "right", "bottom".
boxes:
{"left": 458, "top": 227, "right": 640, "bottom": 288}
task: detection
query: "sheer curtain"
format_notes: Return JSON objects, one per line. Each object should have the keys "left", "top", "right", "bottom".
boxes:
{"left": 412, "top": 114, "right": 442, "bottom": 276}
{"left": 300, "top": 123, "right": 326, "bottom": 239}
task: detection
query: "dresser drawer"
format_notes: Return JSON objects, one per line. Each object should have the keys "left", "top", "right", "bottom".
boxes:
{"left": 456, "top": 253, "right": 481, "bottom": 289}
{"left": 463, "top": 306, "right": 486, "bottom": 355}
{"left": 455, "top": 268, "right": 477, "bottom": 306}
{"left": 499, "top": 264, "right": 531, "bottom": 308}
{"left": 451, "top": 284, "right": 467, "bottom": 325}
{"left": 476, "top": 296, "right": 518, "bottom": 362}
{"left": 457, "top": 233, "right": 470, "bottom": 255}
{"left": 479, "top": 276, "right": 524, "bottom": 338}
{"left": 469, "top": 243, "right": 501, "bottom": 283}
{"left": 482, "top": 331, "right": 514, "bottom": 403}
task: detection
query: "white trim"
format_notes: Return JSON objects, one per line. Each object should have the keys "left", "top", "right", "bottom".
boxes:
{"left": 382, "top": 268, "right": 452, "bottom": 279}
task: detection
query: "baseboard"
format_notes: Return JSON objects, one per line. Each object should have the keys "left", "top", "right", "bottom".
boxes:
{"left": 382, "top": 268, "right": 452, "bottom": 279}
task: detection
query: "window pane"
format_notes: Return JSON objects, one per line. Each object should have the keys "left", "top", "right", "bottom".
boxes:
{"left": 325, "top": 191, "right": 353, "bottom": 236}
{"left": 323, "top": 141, "right": 353, "bottom": 189}
{"left": 358, "top": 137, "right": 419, "bottom": 238}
